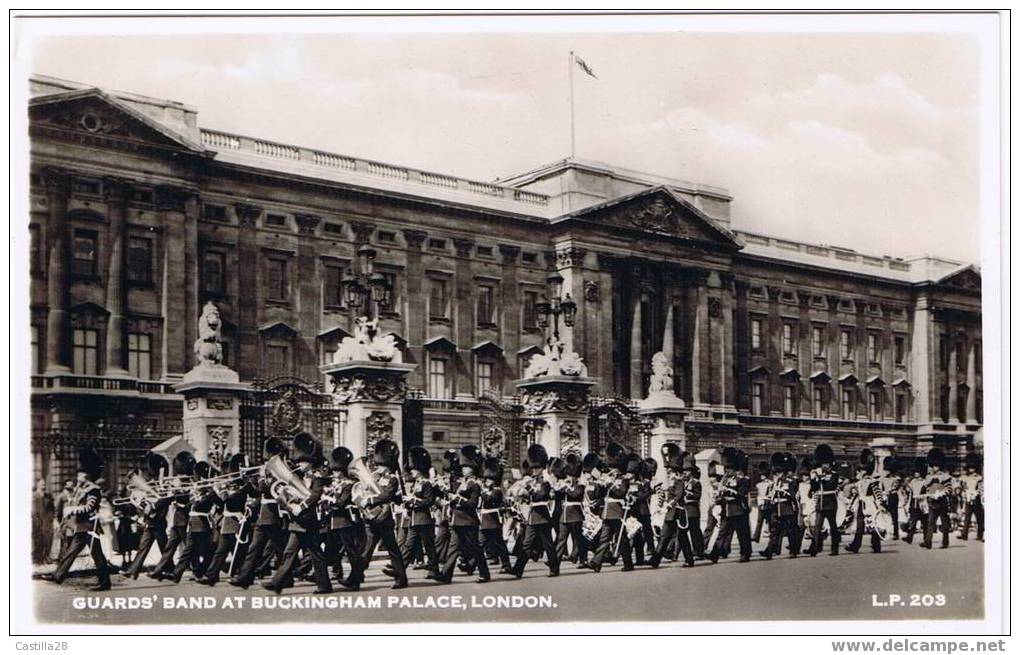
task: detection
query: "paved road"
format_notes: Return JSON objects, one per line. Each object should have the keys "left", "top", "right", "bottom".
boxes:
{"left": 34, "top": 539, "right": 983, "bottom": 624}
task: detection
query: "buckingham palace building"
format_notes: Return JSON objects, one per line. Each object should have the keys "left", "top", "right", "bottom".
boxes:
{"left": 26, "top": 75, "right": 984, "bottom": 487}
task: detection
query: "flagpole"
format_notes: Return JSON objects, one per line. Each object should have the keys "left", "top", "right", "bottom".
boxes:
{"left": 569, "top": 50, "right": 576, "bottom": 159}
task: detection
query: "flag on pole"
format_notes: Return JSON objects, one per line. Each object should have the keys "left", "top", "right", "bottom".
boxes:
{"left": 574, "top": 54, "right": 598, "bottom": 79}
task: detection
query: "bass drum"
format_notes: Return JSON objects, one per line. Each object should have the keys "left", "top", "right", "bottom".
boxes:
{"left": 871, "top": 508, "right": 895, "bottom": 541}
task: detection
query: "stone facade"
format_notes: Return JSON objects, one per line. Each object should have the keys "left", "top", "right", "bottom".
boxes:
{"left": 27, "top": 75, "right": 982, "bottom": 487}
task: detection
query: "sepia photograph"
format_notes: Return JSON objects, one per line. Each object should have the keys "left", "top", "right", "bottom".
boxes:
{"left": 9, "top": 10, "right": 1006, "bottom": 638}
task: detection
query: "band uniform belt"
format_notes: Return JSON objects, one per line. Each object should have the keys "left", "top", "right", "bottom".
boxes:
{"left": 563, "top": 501, "right": 583, "bottom": 507}
{"left": 480, "top": 507, "right": 502, "bottom": 514}
{"left": 222, "top": 511, "right": 245, "bottom": 520}
{"left": 260, "top": 499, "right": 278, "bottom": 505}
{"left": 189, "top": 511, "right": 210, "bottom": 517}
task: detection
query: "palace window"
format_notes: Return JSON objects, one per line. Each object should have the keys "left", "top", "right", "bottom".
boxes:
{"left": 377, "top": 230, "right": 397, "bottom": 244}
{"left": 813, "top": 386, "right": 827, "bottom": 418}
{"left": 868, "top": 390, "right": 882, "bottom": 421}
{"left": 939, "top": 385, "right": 950, "bottom": 423}
{"left": 782, "top": 323, "right": 795, "bottom": 355}
{"left": 894, "top": 335, "right": 906, "bottom": 365}
{"left": 379, "top": 271, "right": 400, "bottom": 312}
{"left": 783, "top": 385, "right": 796, "bottom": 417}
{"left": 476, "top": 361, "right": 494, "bottom": 396}
{"left": 127, "top": 237, "right": 153, "bottom": 283}
{"left": 202, "top": 251, "right": 226, "bottom": 295}
{"left": 428, "top": 238, "right": 447, "bottom": 251}
{"left": 323, "top": 263, "right": 344, "bottom": 309}
{"left": 30, "top": 325, "right": 40, "bottom": 375}
{"left": 72, "top": 229, "right": 98, "bottom": 277}
{"left": 266, "top": 257, "right": 290, "bottom": 302}
{"left": 476, "top": 284, "right": 496, "bottom": 327}
{"left": 265, "top": 213, "right": 288, "bottom": 228}
{"left": 841, "top": 388, "right": 855, "bottom": 419}
{"left": 939, "top": 337, "right": 949, "bottom": 371}
{"left": 895, "top": 391, "right": 908, "bottom": 423}
{"left": 867, "top": 333, "right": 880, "bottom": 363}
{"left": 750, "top": 318, "right": 763, "bottom": 350}
{"left": 840, "top": 329, "right": 853, "bottom": 359}
{"left": 203, "top": 204, "right": 228, "bottom": 222}
{"left": 957, "top": 385, "right": 969, "bottom": 424}
{"left": 751, "top": 382, "right": 765, "bottom": 415}
{"left": 812, "top": 326, "right": 825, "bottom": 357}
{"left": 956, "top": 340, "right": 967, "bottom": 372}
{"left": 521, "top": 252, "right": 537, "bottom": 264}
{"left": 265, "top": 344, "right": 290, "bottom": 376}
{"left": 127, "top": 332, "right": 152, "bottom": 380}
{"left": 72, "top": 328, "right": 99, "bottom": 375}
{"left": 522, "top": 290, "right": 539, "bottom": 331}
{"left": 323, "top": 222, "right": 344, "bottom": 236}
{"left": 429, "top": 278, "right": 449, "bottom": 319}
{"left": 29, "top": 225, "right": 42, "bottom": 274}
{"left": 476, "top": 245, "right": 493, "bottom": 258}
{"left": 428, "top": 357, "right": 450, "bottom": 399}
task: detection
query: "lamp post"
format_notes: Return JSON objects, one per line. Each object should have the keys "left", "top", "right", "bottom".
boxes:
{"left": 535, "top": 271, "right": 578, "bottom": 343}
{"left": 342, "top": 245, "right": 393, "bottom": 321}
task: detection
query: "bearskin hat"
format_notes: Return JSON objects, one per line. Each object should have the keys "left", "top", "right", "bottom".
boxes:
{"left": 293, "top": 432, "right": 324, "bottom": 465}
{"left": 784, "top": 452, "right": 799, "bottom": 474}
{"left": 263, "top": 436, "right": 288, "bottom": 460}
{"left": 882, "top": 456, "right": 898, "bottom": 474}
{"left": 565, "top": 452, "right": 582, "bottom": 477}
{"left": 458, "top": 445, "right": 483, "bottom": 469}
{"left": 769, "top": 452, "right": 786, "bottom": 474}
{"left": 926, "top": 447, "right": 946, "bottom": 469}
{"left": 330, "top": 446, "right": 353, "bottom": 473}
{"left": 172, "top": 451, "right": 196, "bottom": 477}
{"left": 482, "top": 456, "right": 503, "bottom": 481}
{"left": 661, "top": 442, "right": 682, "bottom": 469}
{"left": 226, "top": 452, "right": 248, "bottom": 474}
{"left": 605, "top": 441, "right": 625, "bottom": 469}
{"left": 549, "top": 457, "right": 567, "bottom": 479}
{"left": 373, "top": 439, "right": 400, "bottom": 470}
{"left": 721, "top": 447, "right": 741, "bottom": 470}
{"left": 964, "top": 452, "right": 983, "bottom": 472}
{"left": 144, "top": 452, "right": 169, "bottom": 478}
{"left": 442, "top": 448, "right": 460, "bottom": 475}
{"left": 193, "top": 460, "right": 213, "bottom": 480}
{"left": 582, "top": 452, "right": 601, "bottom": 474}
{"left": 641, "top": 457, "right": 658, "bottom": 480}
{"left": 799, "top": 455, "right": 814, "bottom": 475}
{"left": 624, "top": 454, "right": 642, "bottom": 476}
{"left": 859, "top": 448, "right": 876, "bottom": 475}
{"left": 814, "top": 444, "right": 835, "bottom": 467}
{"left": 757, "top": 461, "right": 770, "bottom": 474}
{"left": 526, "top": 443, "right": 549, "bottom": 470}
{"left": 78, "top": 448, "right": 105, "bottom": 481}
{"left": 913, "top": 456, "right": 928, "bottom": 476}
{"left": 405, "top": 446, "right": 431, "bottom": 475}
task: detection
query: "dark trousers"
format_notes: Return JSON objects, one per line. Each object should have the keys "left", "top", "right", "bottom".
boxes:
{"left": 125, "top": 522, "right": 167, "bottom": 578}
{"left": 765, "top": 514, "right": 801, "bottom": 556}
{"left": 704, "top": 512, "right": 731, "bottom": 557}
{"left": 809, "top": 508, "right": 840, "bottom": 554}
{"left": 962, "top": 501, "right": 984, "bottom": 540}
{"left": 512, "top": 523, "right": 559, "bottom": 574}
{"left": 348, "top": 520, "right": 406, "bottom": 585}
{"left": 152, "top": 525, "right": 186, "bottom": 574}
{"left": 171, "top": 530, "right": 214, "bottom": 581}
{"left": 442, "top": 525, "right": 489, "bottom": 579}
{"left": 590, "top": 519, "right": 632, "bottom": 568}
{"left": 329, "top": 525, "right": 366, "bottom": 581}
{"left": 435, "top": 523, "right": 451, "bottom": 561}
{"left": 202, "top": 533, "right": 237, "bottom": 583}
{"left": 631, "top": 514, "right": 655, "bottom": 563}
{"left": 885, "top": 494, "right": 900, "bottom": 540}
{"left": 651, "top": 518, "right": 694, "bottom": 566}
{"left": 710, "top": 513, "right": 752, "bottom": 560}
{"left": 233, "top": 524, "right": 287, "bottom": 584}
{"left": 923, "top": 503, "right": 951, "bottom": 548}
{"left": 753, "top": 506, "right": 772, "bottom": 542}
{"left": 52, "top": 531, "right": 110, "bottom": 586}
{"left": 903, "top": 506, "right": 926, "bottom": 543}
{"left": 400, "top": 524, "right": 438, "bottom": 571}
{"left": 269, "top": 531, "right": 332, "bottom": 592}
{"left": 688, "top": 516, "right": 705, "bottom": 556}
{"left": 480, "top": 527, "right": 512, "bottom": 570}
{"left": 847, "top": 511, "right": 881, "bottom": 553}
{"left": 555, "top": 521, "right": 586, "bottom": 563}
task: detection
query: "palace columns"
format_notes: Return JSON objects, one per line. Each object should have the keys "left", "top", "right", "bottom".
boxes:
{"left": 234, "top": 203, "right": 262, "bottom": 381}
{"left": 965, "top": 339, "right": 977, "bottom": 423}
{"left": 403, "top": 229, "right": 428, "bottom": 389}
{"left": 43, "top": 167, "right": 71, "bottom": 374}
{"left": 295, "top": 213, "right": 322, "bottom": 380}
{"left": 555, "top": 245, "right": 587, "bottom": 362}
{"left": 628, "top": 268, "right": 646, "bottom": 399}
{"left": 499, "top": 244, "right": 522, "bottom": 393}
{"left": 155, "top": 185, "right": 193, "bottom": 378}
{"left": 687, "top": 268, "right": 711, "bottom": 408}
{"left": 947, "top": 333, "right": 958, "bottom": 423}
{"left": 102, "top": 177, "right": 130, "bottom": 377}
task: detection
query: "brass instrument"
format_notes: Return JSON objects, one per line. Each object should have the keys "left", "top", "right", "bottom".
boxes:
{"left": 350, "top": 456, "right": 382, "bottom": 506}
{"left": 264, "top": 454, "right": 312, "bottom": 508}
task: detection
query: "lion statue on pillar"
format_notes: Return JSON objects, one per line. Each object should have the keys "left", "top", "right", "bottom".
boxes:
{"left": 193, "top": 302, "right": 224, "bottom": 367}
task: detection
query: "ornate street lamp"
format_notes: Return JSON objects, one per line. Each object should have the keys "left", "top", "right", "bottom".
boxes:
{"left": 343, "top": 245, "right": 393, "bottom": 320}
{"left": 537, "top": 271, "right": 578, "bottom": 341}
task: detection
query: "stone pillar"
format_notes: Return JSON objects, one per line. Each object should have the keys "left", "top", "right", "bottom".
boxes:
{"left": 43, "top": 167, "right": 71, "bottom": 374}
{"left": 766, "top": 285, "right": 783, "bottom": 414}
{"left": 596, "top": 254, "right": 618, "bottom": 394}
{"left": 183, "top": 192, "right": 200, "bottom": 372}
{"left": 870, "top": 436, "right": 896, "bottom": 463}
{"left": 322, "top": 361, "right": 416, "bottom": 460}
{"left": 718, "top": 272, "right": 736, "bottom": 412}
{"left": 554, "top": 245, "right": 586, "bottom": 357}
{"left": 629, "top": 276, "right": 644, "bottom": 400}
{"left": 175, "top": 353, "right": 246, "bottom": 463}
{"left": 517, "top": 376, "right": 597, "bottom": 457}
{"left": 639, "top": 388, "right": 687, "bottom": 484}
{"left": 453, "top": 238, "right": 475, "bottom": 399}
{"left": 826, "top": 294, "right": 842, "bottom": 417}
{"left": 947, "top": 332, "right": 958, "bottom": 423}
{"left": 234, "top": 203, "right": 262, "bottom": 381}
{"left": 695, "top": 448, "right": 721, "bottom": 521}
{"left": 499, "top": 244, "right": 521, "bottom": 394}
{"left": 965, "top": 338, "right": 977, "bottom": 423}
{"left": 688, "top": 269, "right": 710, "bottom": 408}
{"left": 156, "top": 186, "right": 191, "bottom": 379}
{"left": 295, "top": 213, "right": 322, "bottom": 381}
{"left": 102, "top": 177, "right": 131, "bottom": 376}
{"left": 404, "top": 229, "right": 428, "bottom": 389}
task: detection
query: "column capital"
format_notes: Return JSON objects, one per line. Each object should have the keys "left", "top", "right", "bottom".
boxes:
{"left": 555, "top": 245, "right": 587, "bottom": 269}
{"left": 41, "top": 167, "right": 71, "bottom": 195}
{"left": 826, "top": 294, "right": 842, "bottom": 310}
{"left": 402, "top": 229, "right": 428, "bottom": 250}
{"left": 498, "top": 244, "right": 521, "bottom": 264}
{"left": 684, "top": 267, "right": 711, "bottom": 286}
{"left": 233, "top": 202, "right": 263, "bottom": 227}
{"left": 766, "top": 285, "right": 783, "bottom": 300}
{"left": 294, "top": 213, "right": 321, "bottom": 235}
{"left": 733, "top": 277, "right": 750, "bottom": 294}
{"left": 796, "top": 289, "right": 812, "bottom": 307}
{"left": 102, "top": 176, "right": 132, "bottom": 203}
{"left": 453, "top": 237, "right": 475, "bottom": 258}
{"left": 350, "top": 221, "right": 375, "bottom": 243}
{"left": 154, "top": 184, "right": 189, "bottom": 212}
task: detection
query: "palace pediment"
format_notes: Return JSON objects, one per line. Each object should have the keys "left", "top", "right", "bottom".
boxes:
{"left": 559, "top": 186, "right": 742, "bottom": 249}
{"left": 935, "top": 265, "right": 982, "bottom": 293}
{"left": 29, "top": 88, "right": 206, "bottom": 153}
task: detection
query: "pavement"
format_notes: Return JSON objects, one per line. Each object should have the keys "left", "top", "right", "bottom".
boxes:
{"left": 33, "top": 536, "right": 983, "bottom": 625}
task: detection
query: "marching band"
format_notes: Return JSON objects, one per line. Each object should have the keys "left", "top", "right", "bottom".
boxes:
{"left": 41, "top": 438, "right": 985, "bottom": 594}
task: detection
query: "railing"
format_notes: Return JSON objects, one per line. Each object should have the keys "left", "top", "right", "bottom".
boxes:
{"left": 735, "top": 230, "right": 916, "bottom": 275}
{"left": 739, "top": 414, "right": 912, "bottom": 431}
{"left": 198, "top": 129, "right": 551, "bottom": 209}
{"left": 31, "top": 374, "right": 178, "bottom": 395}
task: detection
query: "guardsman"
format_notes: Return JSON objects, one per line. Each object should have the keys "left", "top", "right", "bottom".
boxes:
{"left": 477, "top": 456, "right": 513, "bottom": 574}
{"left": 321, "top": 446, "right": 364, "bottom": 585}
{"left": 170, "top": 460, "right": 223, "bottom": 583}
{"left": 806, "top": 444, "right": 841, "bottom": 556}
{"left": 752, "top": 461, "right": 772, "bottom": 543}
{"left": 920, "top": 448, "right": 952, "bottom": 549}
{"left": 762, "top": 452, "right": 800, "bottom": 559}
{"left": 149, "top": 451, "right": 196, "bottom": 580}
{"left": 262, "top": 433, "right": 332, "bottom": 594}
{"left": 960, "top": 452, "right": 984, "bottom": 541}
{"left": 199, "top": 453, "right": 252, "bottom": 586}
{"left": 681, "top": 459, "right": 704, "bottom": 558}
{"left": 902, "top": 457, "right": 928, "bottom": 544}
{"left": 846, "top": 449, "right": 882, "bottom": 554}
{"left": 554, "top": 453, "right": 587, "bottom": 566}
{"left": 123, "top": 453, "right": 172, "bottom": 579}
{"left": 630, "top": 458, "right": 656, "bottom": 566}
{"left": 433, "top": 445, "right": 489, "bottom": 584}
{"left": 707, "top": 448, "right": 752, "bottom": 563}
{"left": 510, "top": 444, "right": 561, "bottom": 578}
{"left": 650, "top": 444, "right": 695, "bottom": 568}
{"left": 432, "top": 448, "right": 459, "bottom": 565}
{"left": 879, "top": 456, "right": 901, "bottom": 541}
{"left": 230, "top": 438, "right": 289, "bottom": 589}
{"left": 43, "top": 449, "right": 111, "bottom": 591}
{"left": 583, "top": 443, "right": 634, "bottom": 574}
{"left": 396, "top": 446, "right": 440, "bottom": 577}
{"left": 342, "top": 439, "right": 408, "bottom": 591}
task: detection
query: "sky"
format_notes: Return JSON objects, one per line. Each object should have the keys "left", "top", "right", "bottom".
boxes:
{"left": 26, "top": 24, "right": 984, "bottom": 263}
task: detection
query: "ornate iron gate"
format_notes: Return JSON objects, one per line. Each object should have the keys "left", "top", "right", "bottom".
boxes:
{"left": 401, "top": 389, "right": 425, "bottom": 455}
{"left": 240, "top": 376, "right": 339, "bottom": 462}
{"left": 478, "top": 390, "right": 532, "bottom": 468}
{"left": 587, "top": 395, "right": 653, "bottom": 456}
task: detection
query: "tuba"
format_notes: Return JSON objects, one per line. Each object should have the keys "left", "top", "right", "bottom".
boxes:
{"left": 264, "top": 454, "right": 312, "bottom": 506}
{"left": 350, "top": 456, "right": 382, "bottom": 505}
